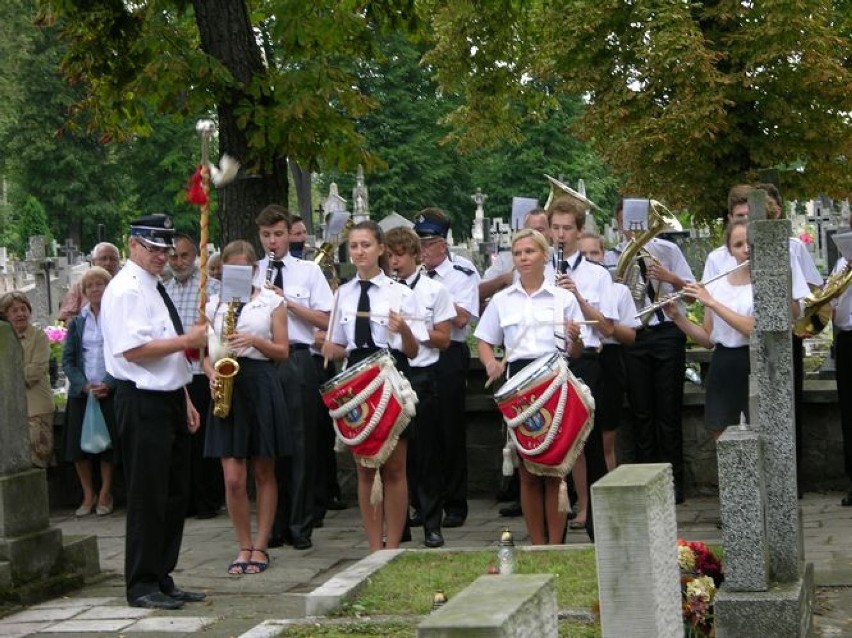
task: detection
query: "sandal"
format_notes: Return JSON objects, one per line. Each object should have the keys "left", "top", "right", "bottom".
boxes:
{"left": 246, "top": 548, "right": 269, "bottom": 574}
{"left": 228, "top": 548, "right": 253, "bottom": 575}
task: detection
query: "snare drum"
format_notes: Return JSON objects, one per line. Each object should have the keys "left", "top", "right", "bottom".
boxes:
{"left": 494, "top": 353, "right": 594, "bottom": 478}
{"left": 321, "top": 350, "right": 417, "bottom": 471}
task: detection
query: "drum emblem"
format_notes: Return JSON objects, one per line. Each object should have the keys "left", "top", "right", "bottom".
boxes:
{"left": 335, "top": 390, "right": 368, "bottom": 429}
{"left": 513, "top": 395, "right": 552, "bottom": 438}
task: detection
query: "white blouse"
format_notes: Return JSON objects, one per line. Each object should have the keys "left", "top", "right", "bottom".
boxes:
{"left": 206, "top": 288, "right": 284, "bottom": 360}
{"left": 706, "top": 276, "right": 753, "bottom": 348}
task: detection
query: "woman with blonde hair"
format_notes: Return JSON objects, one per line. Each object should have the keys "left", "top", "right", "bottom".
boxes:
{"left": 475, "top": 229, "right": 584, "bottom": 544}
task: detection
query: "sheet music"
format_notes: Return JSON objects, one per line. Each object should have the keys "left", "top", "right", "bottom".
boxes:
{"left": 832, "top": 231, "right": 852, "bottom": 262}
{"left": 220, "top": 265, "right": 253, "bottom": 302}
{"left": 623, "top": 198, "right": 650, "bottom": 232}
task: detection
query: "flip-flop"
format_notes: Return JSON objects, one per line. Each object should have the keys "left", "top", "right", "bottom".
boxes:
{"left": 246, "top": 548, "right": 270, "bottom": 574}
{"left": 228, "top": 548, "right": 253, "bottom": 575}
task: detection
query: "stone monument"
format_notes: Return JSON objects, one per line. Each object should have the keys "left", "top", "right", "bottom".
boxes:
{"left": 352, "top": 165, "right": 369, "bottom": 223}
{"left": 0, "top": 322, "right": 99, "bottom": 597}
{"left": 713, "top": 190, "right": 814, "bottom": 637}
{"left": 591, "top": 463, "right": 682, "bottom": 638}
{"left": 471, "top": 188, "right": 487, "bottom": 244}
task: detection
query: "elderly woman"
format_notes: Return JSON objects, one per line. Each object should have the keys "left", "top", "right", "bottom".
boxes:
{"left": 62, "top": 267, "right": 119, "bottom": 516}
{"left": 0, "top": 291, "right": 54, "bottom": 468}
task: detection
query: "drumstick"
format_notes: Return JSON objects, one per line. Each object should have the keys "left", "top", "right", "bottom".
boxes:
{"left": 484, "top": 321, "right": 534, "bottom": 389}
{"left": 324, "top": 290, "right": 341, "bottom": 369}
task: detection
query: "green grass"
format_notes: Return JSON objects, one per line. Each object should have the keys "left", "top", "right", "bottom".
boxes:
{"left": 336, "top": 548, "right": 599, "bottom": 617}
{"left": 277, "top": 620, "right": 599, "bottom": 637}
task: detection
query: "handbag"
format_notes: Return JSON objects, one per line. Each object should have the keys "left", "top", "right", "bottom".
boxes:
{"left": 81, "top": 393, "right": 112, "bottom": 454}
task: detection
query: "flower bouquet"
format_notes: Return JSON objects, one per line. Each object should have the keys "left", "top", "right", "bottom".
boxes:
{"left": 678, "top": 539, "right": 724, "bottom": 637}
{"left": 43, "top": 324, "right": 67, "bottom": 389}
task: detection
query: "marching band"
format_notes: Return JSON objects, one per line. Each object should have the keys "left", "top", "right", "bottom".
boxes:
{"left": 88, "top": 175, "right": 845, "bottom": 575}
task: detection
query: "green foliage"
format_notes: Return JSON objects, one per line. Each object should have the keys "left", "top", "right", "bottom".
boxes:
{"left": 424, "top": 0, "right": 852, "bottom": 224}
{"left": 17, "top": 196, "right": 52, "bottom": 254}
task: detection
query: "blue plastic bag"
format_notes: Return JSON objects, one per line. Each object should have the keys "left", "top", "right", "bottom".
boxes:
{"left": 81, "top": 393, "right": 112, "bottom": 454}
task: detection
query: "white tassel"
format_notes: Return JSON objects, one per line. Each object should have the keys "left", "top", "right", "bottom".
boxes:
{"left": 557, "top": 480, "right": 570, "bottom": 513}
{"left": 502, "top": 443, "right": 515, "bottom": 477}
{"left": 334, "top": 435, "right": 346, "bottom": 453}
{"left": 369, "top": 470, "right": 384, "bottom": 506}
{"left": 210, "top": 154, "right": 240, "bottom": 187}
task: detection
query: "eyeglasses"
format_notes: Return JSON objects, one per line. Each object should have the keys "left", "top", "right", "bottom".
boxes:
{"left": 139, "top": 239, "right": 173, "bottom": 255}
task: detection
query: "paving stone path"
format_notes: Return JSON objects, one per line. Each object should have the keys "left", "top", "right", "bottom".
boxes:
{"left": 1, "top": 494, "right": 850, "bottom": 637}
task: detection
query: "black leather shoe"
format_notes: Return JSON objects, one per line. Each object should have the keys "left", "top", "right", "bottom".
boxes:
{"left": 130, "top": 592, "right": 184, "bottom": 610}
{"left": 268, "top": 533, "right": 292, "bottom": 549}
{"left": 400, "top": 526, "right": 412, "bottom": 543}
{"left": 327, "top": 496, "right": 347, "bottom": 511}
{"left": 164, "top": 588, "right": 206, "bottom": 603}
{"left": 293, "top": 537, "right": 313, "bottom": 550}
{"left": 442, "top": 513, "right": 465, "bottom": 528}
{"left": 841, "top": 491, "right": 852, "bottom": 507}
{"left": 195, "top": 511, "right": 218, "bottom": 520}
{"left": 313, "top": 518, "right": 325, "bottom": 529}
{"left": 499, "top": 503, "right": 522, "bottom": 518}
{"left": 424, "top": 530, "right": 445, "bottom": 548}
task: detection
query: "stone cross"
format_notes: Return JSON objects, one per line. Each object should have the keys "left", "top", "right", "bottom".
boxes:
{"left": 352, "top": 165, "right": 369, "bottom": 222}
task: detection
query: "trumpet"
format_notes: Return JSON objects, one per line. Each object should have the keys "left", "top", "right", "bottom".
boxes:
{"left": 634, "top": 260, "right": 750, "bottom": 321}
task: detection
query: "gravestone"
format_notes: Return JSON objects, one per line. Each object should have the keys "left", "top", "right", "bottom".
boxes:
{"left": 713, "top": 190, "right": 814, "bottom": 637}
{"left": 0, "top": 322, "right": 99, "bottom": 591}
{"left": 591, "top": 463, "right": 682, "bottom": 638}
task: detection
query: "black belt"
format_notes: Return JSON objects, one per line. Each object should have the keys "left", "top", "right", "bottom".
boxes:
{"left": 115, "top": 379, "right": 183, "bottom": 394}
{"left": 448, "top": 340, "right": 467, "bottom": 348}
{"left": 289, "top": 343, "right": 310, "bottom": 351}
{"left": 640, "top": 321, "right": 676, "bottom": 332}
{"left": 580, "top": 347, "right": 600, "bottom": 358}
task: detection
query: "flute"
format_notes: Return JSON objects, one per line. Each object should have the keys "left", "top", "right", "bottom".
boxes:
{"left": 264, "top": 252, "right": 276, "bottom": 287}
{"left": 634, "top": 260, "right": 750, "bottom": 320}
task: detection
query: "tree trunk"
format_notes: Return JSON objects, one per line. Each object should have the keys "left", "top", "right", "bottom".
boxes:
{"left": 289, "top": 160, "right": 314, "bottom": 233}
{"left": 192, "top": 0, "right": 288, "bottom": 248}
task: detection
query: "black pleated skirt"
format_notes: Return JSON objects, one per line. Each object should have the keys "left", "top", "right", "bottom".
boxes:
{"left": 204, "top": 358, "right": 292, "bottom": 459}
{"left": 704, "top": 345, "right": 750, "bottom": 431}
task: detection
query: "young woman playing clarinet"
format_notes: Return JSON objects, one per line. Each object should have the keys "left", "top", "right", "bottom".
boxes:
{"left": 203, "top": 240, "right": 291, "bottom": 575}
{"left": 665, "top": 220, "right": 753, "bottom": 439}
{"left": 321, "top": 220, "right": 426, "bottom": 551}
{"left": 475, "top": 229, "right": 584, "bottom": 545}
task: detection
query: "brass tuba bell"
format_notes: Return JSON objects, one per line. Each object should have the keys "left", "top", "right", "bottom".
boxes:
{"left": 794, "top": 262, "right": 852, "bottom": 337}
{"left": 543, "top": 174, "right": 600, "bottom": 212}
{"left": 211, "top": 300, "right": 240, "bottom": 418}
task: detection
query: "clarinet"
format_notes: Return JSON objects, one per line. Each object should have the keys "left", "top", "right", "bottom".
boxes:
{"left": 556, "top": 243, "right": 568, "bottom": 280}
{"left": 264, "top": 252, "right": 276, "bottom": 287}
{"left": 390, "top": 269, "right": 400, "bottom": 283}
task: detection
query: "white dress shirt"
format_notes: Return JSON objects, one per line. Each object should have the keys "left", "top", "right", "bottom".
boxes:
{"left": 254, "top": 253, "right": 334, "bottom": 345}
{"left": 102, "top": 260, "right": 191, "bottom": 391}
{"left": 558, "top": 251, "right": 619, "bottom": 348}
{"left": 406, "top": 270, "right": 456, "bottom": 368}
{"left": 601, "top": 282, "right": 641, "bottom": 345}
{"left": 474, "top": 280, "right": 584, "bottom": 362}
{"left": 426, "top": 255, "right": 480, "bottom": 342}
{"left": 330, "top": 271, "right": 428, "bottom": 353}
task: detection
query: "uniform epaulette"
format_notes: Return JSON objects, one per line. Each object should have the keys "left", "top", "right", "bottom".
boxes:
{"left": 452, "top": 264, "right": 475, "bottom": 276}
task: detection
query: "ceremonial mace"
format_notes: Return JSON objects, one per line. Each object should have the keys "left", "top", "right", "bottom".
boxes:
{"left": 195, "top": 118, "right": 216, "bottom": 318}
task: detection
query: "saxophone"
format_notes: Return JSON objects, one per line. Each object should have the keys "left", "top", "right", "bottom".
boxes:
{"left": 212, "top": 301, "right": 241, "bottom": 418}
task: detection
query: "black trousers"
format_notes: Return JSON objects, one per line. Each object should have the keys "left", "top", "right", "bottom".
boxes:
{"left": 407, "top": 364, "right": 444, "bottom": 533}
{"left": 835, "top": 331, "right": 852, "bottom": 482}
{"left": 273, "top": 347, "right": 318, "bottom": 542}
{"left": 436, "top": 341, "right": 470, "bottom": 519}
{"left": 115, "top": 382, "right": 190, "bottom": 601}
{"left": 312, "top": 354, "right": 341, "bottom": 521}
{"left": 568, "top": 354, "right": 607, "bottom": 542}
{"left": 624, "top": 323, "right": 687, "bottom": 492}
{"left": 186, "top": 374, "right": 223, "bottom": 516}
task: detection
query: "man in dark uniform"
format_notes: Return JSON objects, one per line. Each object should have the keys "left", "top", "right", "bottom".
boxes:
{"left": 101, "top": 215, "right": 208, "bottom": 610}
{"left": 414, "top": 209, "right": 479, "bottom": 528}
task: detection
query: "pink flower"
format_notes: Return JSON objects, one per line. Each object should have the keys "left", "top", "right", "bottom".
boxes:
{"left": 799, "top": 232, "right": 814, "bottom": 244}
{"left": 44, "top": 325, "right": 68, "bottom": 343}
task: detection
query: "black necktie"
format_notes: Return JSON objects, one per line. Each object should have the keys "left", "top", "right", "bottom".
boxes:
{"left": 157, "top": 282, "right": 185, "bottom": 335}
{"left": 408, "top": 272, "right": 421, "bottom": 290}
{"left": 355, "top": 280, "right": 375, "bottom": 348}
{"left": 638, "top": 259, "right": 665, "bottom": 323}
{"left": 426, "top": 269, "right": 437, "bottom": 279}
{"left": 272, "top": 260, "right": 284, "bottom": 289}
